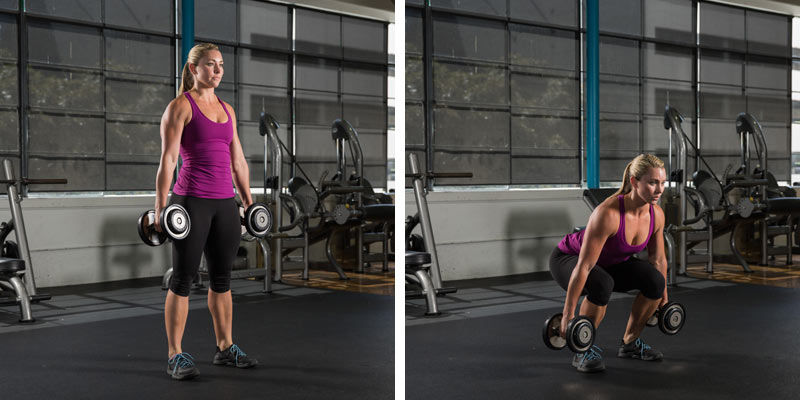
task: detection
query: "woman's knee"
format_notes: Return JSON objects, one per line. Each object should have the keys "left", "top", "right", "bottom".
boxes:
{"left": 641, "top": 269, "right": 665, "bottom": 300}
{"left": 584, "top": 271, "right": 614, "bottom": 306}
{"left": 169, "top": 274, "right": 193, "bottom": 296}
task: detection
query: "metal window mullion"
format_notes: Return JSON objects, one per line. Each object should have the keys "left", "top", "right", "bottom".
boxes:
{"left": 638, "top": 0, "right": 644, "bottom": 158}
{"left": 384, "top": 22, "right": 389, "bottom": 185}
{"left": 579, "top": 0, "right": 584, "bottom": 186}
{"left": 101, "top": 1, "right": 107, "bottom": 191}
{"left": 423, "top": 2, "right": 434, "bottom": 190}
{"left": 290, "top": 6, "right": 296, "bottom": 179}
{"left": 788, "top": 15, "right": 792, "bottom": 174}
{"left": 339, "top": 14, "right": 343, "bottom": 130}
{"left": 695, "top": 1, "right": 701, "bottom": 173}
{"left": 19, "top": 1, "right": 28, "bottom": 192}
{"left": 506, "top": 14, "right": 511, "bottom": 186}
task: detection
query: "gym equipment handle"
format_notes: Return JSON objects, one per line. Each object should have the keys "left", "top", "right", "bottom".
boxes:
{"left": 726, "top": 179, "right": 768, "bottom": 188}
{"left": 323, "top": 186, "right": 371, "bottom": 194}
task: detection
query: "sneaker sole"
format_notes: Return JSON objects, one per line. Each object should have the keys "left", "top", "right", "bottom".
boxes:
{"left": 572, "top": 357, "right": 605, "bottom": 372}
{"left": 577, "top": 365, "right": 606, "bottom": 373}
{"left": 167, "top": 369, "right": 200, "bottom": 380}
{"left": 617, "top": 350, "right": 663, "bottom": 361}
{"left": 213, "top": 359, "right": 258, "bottom": 368}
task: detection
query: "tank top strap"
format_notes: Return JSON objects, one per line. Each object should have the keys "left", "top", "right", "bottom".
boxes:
{"left": 183, "top": 92, "right": 200, "bottom": 115}
{"left": 216, "top": 95, "right": 231, "bottom": 121}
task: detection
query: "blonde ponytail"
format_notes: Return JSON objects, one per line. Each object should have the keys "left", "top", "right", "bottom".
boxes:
{"left": 612, "top": 153, "right": 664, "bottom": 196}
{"left": 178, "top": 42, "right": 220, "bottom": 96}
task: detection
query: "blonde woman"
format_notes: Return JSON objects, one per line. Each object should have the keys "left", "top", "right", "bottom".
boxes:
{"left": 155, "top": 43, "right": 257, "bottom": 380}
{"left": 549, "top": 154, "right": 669, "bottom": 373}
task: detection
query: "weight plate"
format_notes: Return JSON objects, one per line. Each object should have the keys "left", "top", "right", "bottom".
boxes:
{"left": 244, "top": 203, "right": 272, "bottom": 238}
{"left": 161, "top": 204, "right": 191, "bottom": 241}
{"left": 736, "top": 198, "right": 755, "bottom": 218}
{"left": 332, "top": 204, "right": 350, "bottom": 225}
{"left": 543, "top": 313, "right": 566, "bottom": 350}
{"left": 138, "top": 210, "right": 167, "bottom": 246}
{"left": 567, "top": 316, "right": 595, "bottom": 353}
{"left": 659, "top": 302, "right": 685, "bottom": 335}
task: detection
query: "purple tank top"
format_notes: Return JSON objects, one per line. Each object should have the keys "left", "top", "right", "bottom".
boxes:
{"left": 558, "top": 195, "right": 654, "bottom": 267}
{"left": 172, "top": 92, "right": 235, "bottom": 199}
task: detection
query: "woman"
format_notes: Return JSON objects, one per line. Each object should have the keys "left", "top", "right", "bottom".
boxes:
{"left": 155, "top": 43, "right": 257, "bottom": 380}
{"left": 550, "top": 154, "right": 669, "bottom": 373}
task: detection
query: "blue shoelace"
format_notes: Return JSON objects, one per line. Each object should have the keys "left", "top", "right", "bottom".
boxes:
{"left": 634, "top": 338, "right": 652, "bottom": 358}
{"left": 170, "top": 353, "right": 195, "bottom": 374}
{"left": 581, "top": 345, "right": 603, "bottom": 364}
{"left": 228, "top": 344, "right": 247, "bottom": 364}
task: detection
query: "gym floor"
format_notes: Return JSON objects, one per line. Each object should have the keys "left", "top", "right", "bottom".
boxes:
{"left": 406, "top": 272, "right": 799, "bottom": 400}
{"left": 0, "top": 277, "right": 393, "bottom": 400}
{"left": 282, "top": 263, "right": 395, "bottom": 295}
{"left": 686, "top": 255, "right": 800, "bottom": 288}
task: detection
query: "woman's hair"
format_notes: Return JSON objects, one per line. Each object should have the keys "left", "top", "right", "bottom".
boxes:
{"left": 179, "top": 43, "right": 220, "bottom": 94}
{"left": 613, "top": 153, "right": 665, "bottom": 196}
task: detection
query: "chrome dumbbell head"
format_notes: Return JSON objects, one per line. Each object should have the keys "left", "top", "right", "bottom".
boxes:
{"left": 543, "top": 313, "right": 567, "bottom": 350}
{"left": 542, "top": 313, "right": 595, "bottom": 353}
{"left": 242, "top": 203, "right": 272, "bottom": 238}
{"left": 646, "top": 302, "right": 686, "bottom": 335}
{"left": 161, "top": 204, "right": 190, "bottom": 241}
{"left": 658, "top": 302, "right": 686, "bottom": 335}
{"left": 137, "top": 204, "right": 191, "bottom": 246}
{"left": 138, "top": 210, "right": 168, "bottom": 246}
{"left": 566, "top": 316, "right": 595, "bottom": 353}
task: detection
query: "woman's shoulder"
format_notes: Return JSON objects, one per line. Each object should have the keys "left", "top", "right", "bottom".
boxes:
{"left": 592, "top": 196, "right": 621, "bottom": 225}
{"left": 168, "top": 93, "right": 191, "bottom": 110}
{"left": 163, "top": 94, "right": 192, "bottom": 123}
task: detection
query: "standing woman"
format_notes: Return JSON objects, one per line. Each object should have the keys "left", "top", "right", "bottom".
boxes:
{"left": 549, "top": 154, "right": 669, "bottom": 373}
{"left": 155, "top": 43, "right": 257, "bottom": 380}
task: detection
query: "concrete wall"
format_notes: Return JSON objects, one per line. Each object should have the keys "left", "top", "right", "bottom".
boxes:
{"left": 0, "top": 196, "right": 173, "bottom": 288}
{"left": 405, "top": 188, "right": 592, "bottom": 281}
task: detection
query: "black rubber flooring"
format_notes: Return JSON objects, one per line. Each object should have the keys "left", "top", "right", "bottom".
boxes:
{"left": 0, "top": 282, "right": 393, "bottom": 400}
{"left": 407, "top": 280, "right": 800, "bottom": 400}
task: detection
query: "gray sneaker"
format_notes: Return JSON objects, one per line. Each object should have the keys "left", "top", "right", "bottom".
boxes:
{"left": 571, "top": 345, "right": 606, "bottom": 373}
{"left": 213, "top": 344, "right": 258, "bottom": 368}
{"left": 167, "top": 352, "right": 200, "bottom": 380}
{"left": 617, "top": 338, "right": 663, "bottom": 361}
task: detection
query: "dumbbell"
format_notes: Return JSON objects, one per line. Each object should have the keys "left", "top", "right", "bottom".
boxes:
{"left": 645, "top": 302, "right": 686, "bottom": 335}
{"left": 542, "top": 313, "right": 595, "bottom": 353}
{"left": 240, "top": 202, "right": 273, "bottom": 238}
{"left": 137, "top": 204, "right": 191, "bottom": 246}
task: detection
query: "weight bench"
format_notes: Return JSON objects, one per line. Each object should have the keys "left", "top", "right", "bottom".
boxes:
{"left": 405, "top": 251, "right": 439, "bottom": 316}
{"left": 0, "top": 257, "right": 33, "bottom": 322}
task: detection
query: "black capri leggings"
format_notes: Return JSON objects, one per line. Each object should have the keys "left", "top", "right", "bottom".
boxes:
{"left": 549, "top": 247, "right": 665, "bottom": 306}
{"left": 168, "top": 194, "right": 240, "bottom": 296}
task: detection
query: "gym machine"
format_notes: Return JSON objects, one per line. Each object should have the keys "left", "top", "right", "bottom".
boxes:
{"left": 662, "top": 106, "right": 800, "bottom": 274}
{"left": 405, "top": 152, "right": 472, "bottom": 316}
{"left": 264, "top": 115, "right": 393, "bottom": 281}
{"left": 322, "top": 119, "right": 394, "bottom": 273}
{"left": 0, "top": 159, "right": 67, "bottom": 321}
